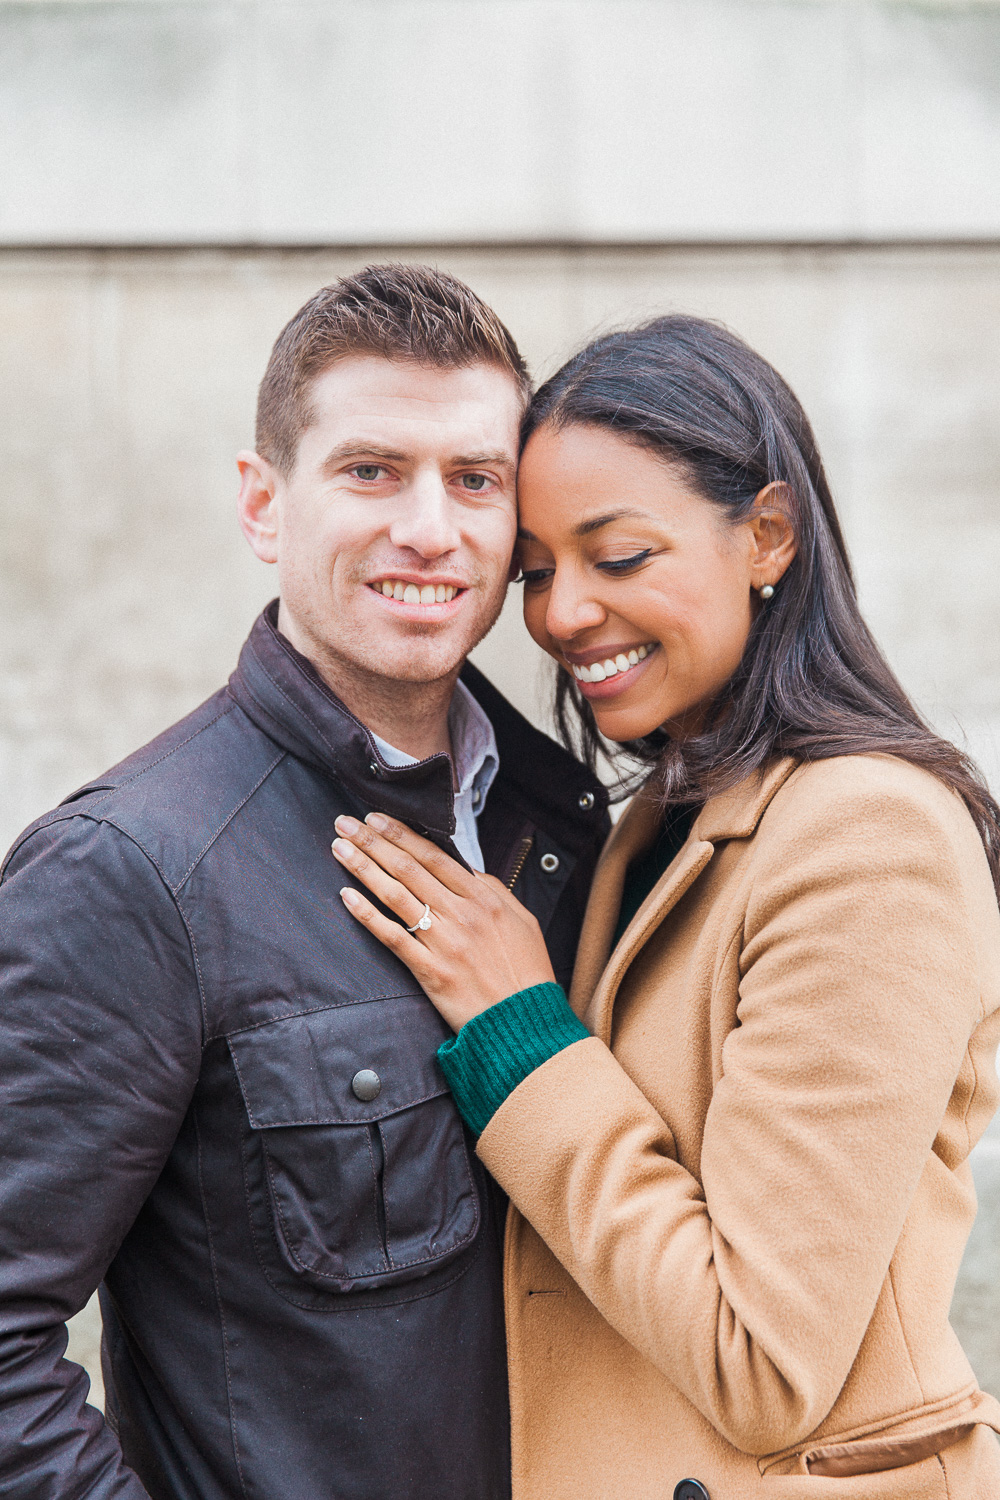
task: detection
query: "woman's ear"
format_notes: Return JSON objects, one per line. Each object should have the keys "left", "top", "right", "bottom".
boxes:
{"left": 748, "top": 481, "right": 797, "bottom": 591}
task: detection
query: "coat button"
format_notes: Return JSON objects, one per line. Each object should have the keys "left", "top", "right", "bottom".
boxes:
{"left": 540, "top": 853, "right": 560, "bottom": 873}
{"left": 351, "top": 1069, "right": 382, "bottom": 1102}
{"left": 577, "top": 791, "right": 595, "bottom": 811}
{"left": 673, "top": 1482, "right": 711, "bottom": 1500}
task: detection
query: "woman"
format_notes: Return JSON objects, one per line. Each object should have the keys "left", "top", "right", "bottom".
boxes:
{"left": 331, "top": 316, "right": 1000, "bottom": 1499}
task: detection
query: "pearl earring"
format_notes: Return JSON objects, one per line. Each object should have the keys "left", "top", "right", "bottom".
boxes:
{"left": 759, "top": 584, "right": 775, "bottom": 601}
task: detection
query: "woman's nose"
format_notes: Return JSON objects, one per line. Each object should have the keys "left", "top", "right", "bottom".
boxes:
{"left": 545, "top": 574, "right": 606, "bottom": 643}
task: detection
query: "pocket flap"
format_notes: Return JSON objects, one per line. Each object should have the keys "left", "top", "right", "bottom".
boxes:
{"left": 228, "top": 995, "right": 453, "bottom": 1126}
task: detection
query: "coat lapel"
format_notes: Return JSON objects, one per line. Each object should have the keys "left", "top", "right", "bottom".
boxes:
{"left": 571, "top": 757, "right": 800, "bottom": 1045}
{"left": 567, "top": 785, "right": 661, "bottom": 1022}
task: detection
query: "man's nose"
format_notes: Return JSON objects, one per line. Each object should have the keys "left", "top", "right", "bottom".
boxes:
{"left": 387, "top": 475, "right": 461, "bottom": 558}
{"left": 545, "top": 569, "right": 606, "bottom": 642}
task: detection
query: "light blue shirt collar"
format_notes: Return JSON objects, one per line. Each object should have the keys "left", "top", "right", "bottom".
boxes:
{"left": 369, "top": 679, "right": 499, "bottom": 872}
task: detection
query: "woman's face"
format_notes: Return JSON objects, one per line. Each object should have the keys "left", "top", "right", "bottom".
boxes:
{"left": 517, "top": 422, "right": 793, "bottom": 744}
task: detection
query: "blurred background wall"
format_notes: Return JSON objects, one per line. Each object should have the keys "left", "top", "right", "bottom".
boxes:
{"left": 2, "top": 0, "right": 998, "bottom": 1405}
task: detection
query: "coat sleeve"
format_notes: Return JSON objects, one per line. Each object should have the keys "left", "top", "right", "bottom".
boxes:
{"left": 476, "top": 763, "right": 999, "bottom": 1455}
{"left": 0, "top": 814, "right": 205, "bottom": 1499}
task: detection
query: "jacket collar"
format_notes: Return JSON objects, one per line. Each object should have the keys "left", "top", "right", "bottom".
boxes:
{"left": 569, "top": 756, "right": 798, "bottom": 1040}
{"left": 227, "top": 602, "right": 607, "bottom": 849}
{"left": 692, "top": 755, "right": 799, "bottom": 843}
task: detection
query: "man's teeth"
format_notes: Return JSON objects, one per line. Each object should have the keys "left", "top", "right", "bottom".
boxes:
{"left": 571, "top": 644, "right": 653, "bottom": 683}
{"left": 376, "top": 581, "right": 457, "bottom": 603}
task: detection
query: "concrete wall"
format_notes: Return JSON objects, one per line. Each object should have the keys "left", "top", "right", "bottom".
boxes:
{"left": 5, "top": 241, "right": 999, "bottom": 849}
{"left": 3, "top": 0, "right": 999, "bottom": 1417}
{"left": 3, "top": 0, "right": 1000, "bottom": 244}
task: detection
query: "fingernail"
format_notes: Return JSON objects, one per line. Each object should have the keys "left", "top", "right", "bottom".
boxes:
{"left": 335, "top": 815, "right": 360, "bottom": 836}
{"left": 340, "top": 887, "right": 361, "bottom": 908}
{"left": 331, "top": 838, "right": 354, "bottom": 861}
{"left": 366, "top": 813, "right": 388, "bottom": 832}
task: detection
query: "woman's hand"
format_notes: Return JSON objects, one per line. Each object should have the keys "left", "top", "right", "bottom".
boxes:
{"left": 331, "top": 813, "right": 557, "bottom": 1033}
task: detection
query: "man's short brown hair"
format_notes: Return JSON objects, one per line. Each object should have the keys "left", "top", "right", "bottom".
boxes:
{"left": 255, "top": 263, "right": 531, "bottom": 473}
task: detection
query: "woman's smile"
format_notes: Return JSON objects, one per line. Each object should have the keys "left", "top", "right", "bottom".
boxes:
{"left": 563, "top": 642, "right": 659, "bottom": 698}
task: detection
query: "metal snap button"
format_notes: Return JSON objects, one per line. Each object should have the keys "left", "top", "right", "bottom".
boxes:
{"left": 369, "top": 761, "right": 379, "bottom": 776}
{"left": 577, "top": 790, "right": 595, "bottom": 811}
{"left": 540, "top": 853, "right": 560, "bottom": 874}
{"left": 351, "top": 1069, "right": 382, "bottom": 1102}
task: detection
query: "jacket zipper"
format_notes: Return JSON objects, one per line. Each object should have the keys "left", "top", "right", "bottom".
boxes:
{"left": 506, "top": 836, "right": 534, "bottom": 891}
{"left": 368, "top": 1124, "right": 390, "bottom": 1267}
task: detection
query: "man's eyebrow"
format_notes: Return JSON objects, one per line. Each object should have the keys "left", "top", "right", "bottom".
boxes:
{"left": 320, "top": 442, "right": 409, "bottom": 472}
{"left": 452, "top": 451, "right": 516, "bottom": 471}
{"left": 319, "top": 443, "right": 516, "bottom": 474}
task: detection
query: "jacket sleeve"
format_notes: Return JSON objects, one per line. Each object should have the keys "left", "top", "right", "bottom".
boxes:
{"left": 0, "top": 814, "right": 205, "bottom": 1498}
{"left": 475, "top": 763, "right": 999, "bottom": 1455}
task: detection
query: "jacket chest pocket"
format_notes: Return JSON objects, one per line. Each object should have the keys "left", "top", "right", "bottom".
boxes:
{"left": 228, "top": 995, "right": 479, "bottom": 1296}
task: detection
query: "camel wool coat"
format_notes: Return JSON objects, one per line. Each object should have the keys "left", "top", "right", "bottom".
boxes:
{"left": 477, "top": 753, "right": 1000, "bottom": 1499}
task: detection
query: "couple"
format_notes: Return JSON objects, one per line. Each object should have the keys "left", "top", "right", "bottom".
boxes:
{"left": 2, "top": 264, "right": 999, "bottom": 1500}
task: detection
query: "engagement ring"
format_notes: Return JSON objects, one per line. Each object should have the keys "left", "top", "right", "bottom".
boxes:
{"left": 405, "top": 903, "right": 433, "bottom": 933}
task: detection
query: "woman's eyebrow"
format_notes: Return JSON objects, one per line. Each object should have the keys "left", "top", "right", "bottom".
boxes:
{"left": 575, "top": 508, "right": 651, "bottom": 536}
{"left": 517, "top": 509, "right": 653, "bottom": 543}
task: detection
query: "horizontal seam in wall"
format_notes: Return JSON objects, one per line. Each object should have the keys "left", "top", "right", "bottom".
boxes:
{"left": 3, "top": 238, "right": 1000, "bottom": 256}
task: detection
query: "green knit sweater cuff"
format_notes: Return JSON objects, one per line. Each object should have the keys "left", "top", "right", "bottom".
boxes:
{"left": 437, "top": 982, "right": 589, "bottom": 1137}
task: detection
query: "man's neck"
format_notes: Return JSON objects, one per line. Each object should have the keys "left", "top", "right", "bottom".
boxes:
{"left": 278, "top": 608, "right": 457, "bottom": 762}
{"left": 344, "top": 673, "right": 456, "bottom": 762}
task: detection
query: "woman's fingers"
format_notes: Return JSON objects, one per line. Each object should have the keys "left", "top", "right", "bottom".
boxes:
{"left": 339, "top": 887, "right": 433, "bottom": 974}
{"left": 331, "top": 834, "right": 436, "bottom": 931}
{"left": 335, "top": 813, "right": 478, "bottom": 899}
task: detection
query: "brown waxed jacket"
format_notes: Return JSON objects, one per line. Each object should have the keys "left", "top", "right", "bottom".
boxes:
{"left": 478, "top": 753, "right": 1000, "bottom": 1499}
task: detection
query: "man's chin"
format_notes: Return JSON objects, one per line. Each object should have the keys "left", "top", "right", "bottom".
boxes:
{"left": 358, "top": 602, "right": 506, "bottom": 681}
{"left": 361, "top": 647, "right": 469, "bottom": 686}
{"left": 336, "top": 626, "right": 476, "bottom": 687}
{"left": 285, "top": 590, "right": 507, "bottom": 690}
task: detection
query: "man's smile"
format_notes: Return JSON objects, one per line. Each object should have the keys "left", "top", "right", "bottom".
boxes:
{"left": 368, "top": 577, "right": 463, "bottom": 605}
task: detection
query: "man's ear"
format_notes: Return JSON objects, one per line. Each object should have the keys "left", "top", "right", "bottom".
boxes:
{"left": 237, "top": 451, "right": 281, "bottom": 564}
{"left": 748, "top": 481, "right": 797, "bottom": 591}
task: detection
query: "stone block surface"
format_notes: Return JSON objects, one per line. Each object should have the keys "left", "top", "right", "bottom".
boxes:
{"left": 2, "top": 0, "right": 1000, "bottom": 244}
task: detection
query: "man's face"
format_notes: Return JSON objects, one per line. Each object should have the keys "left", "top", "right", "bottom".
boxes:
{"left": 239, "top": 357, "right": 522, "bottom": 692}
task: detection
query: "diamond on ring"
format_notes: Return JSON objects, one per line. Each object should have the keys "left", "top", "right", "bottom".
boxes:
{"left": 406, "top": 902, "right": 433, "bottom": 934}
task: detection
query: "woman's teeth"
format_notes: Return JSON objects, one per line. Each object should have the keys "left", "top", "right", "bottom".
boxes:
{"left": 571, "top": 644, "right": 654, "bottom": 683}
{"left": 374, "top": 581, "right": 458, "bottom": 604}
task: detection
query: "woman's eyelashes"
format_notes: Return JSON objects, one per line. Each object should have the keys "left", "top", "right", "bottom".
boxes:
{"left": 517, "top": 547, "right": 654, "bottom": 587}
{"left": 596, "top": 548, "right": 653, "bottom": 575}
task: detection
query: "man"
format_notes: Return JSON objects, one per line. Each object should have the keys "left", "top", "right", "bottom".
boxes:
{"left": 0, "top": 265, "right": 608, "bottom": 1500}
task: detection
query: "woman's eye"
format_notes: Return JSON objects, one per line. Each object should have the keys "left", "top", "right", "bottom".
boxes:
{"left": 351, "top": 464, "right": 386, "bottom": 482}
{"left": 516, "top": 568, "right": 554, "bottom": 587}
{"left": 460, "top": 473, "right": 490, "bottom": 492}
{"left": 596, "top": 548, "right": 652, "bottom": 575}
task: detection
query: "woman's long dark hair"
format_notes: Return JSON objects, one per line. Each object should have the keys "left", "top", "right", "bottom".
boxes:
{"left": 523, "top": 314, "right": 1000, "bottom": 900}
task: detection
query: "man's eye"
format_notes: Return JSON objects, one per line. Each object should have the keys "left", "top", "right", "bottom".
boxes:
{"left": 460, "top": 473, "right": 489, "bottom": 492}
{"left": 352, "top": 464, "right": 385, "bottom": 482}
{"left": 596, "top": 549, "right": 652, "bottom": 575}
